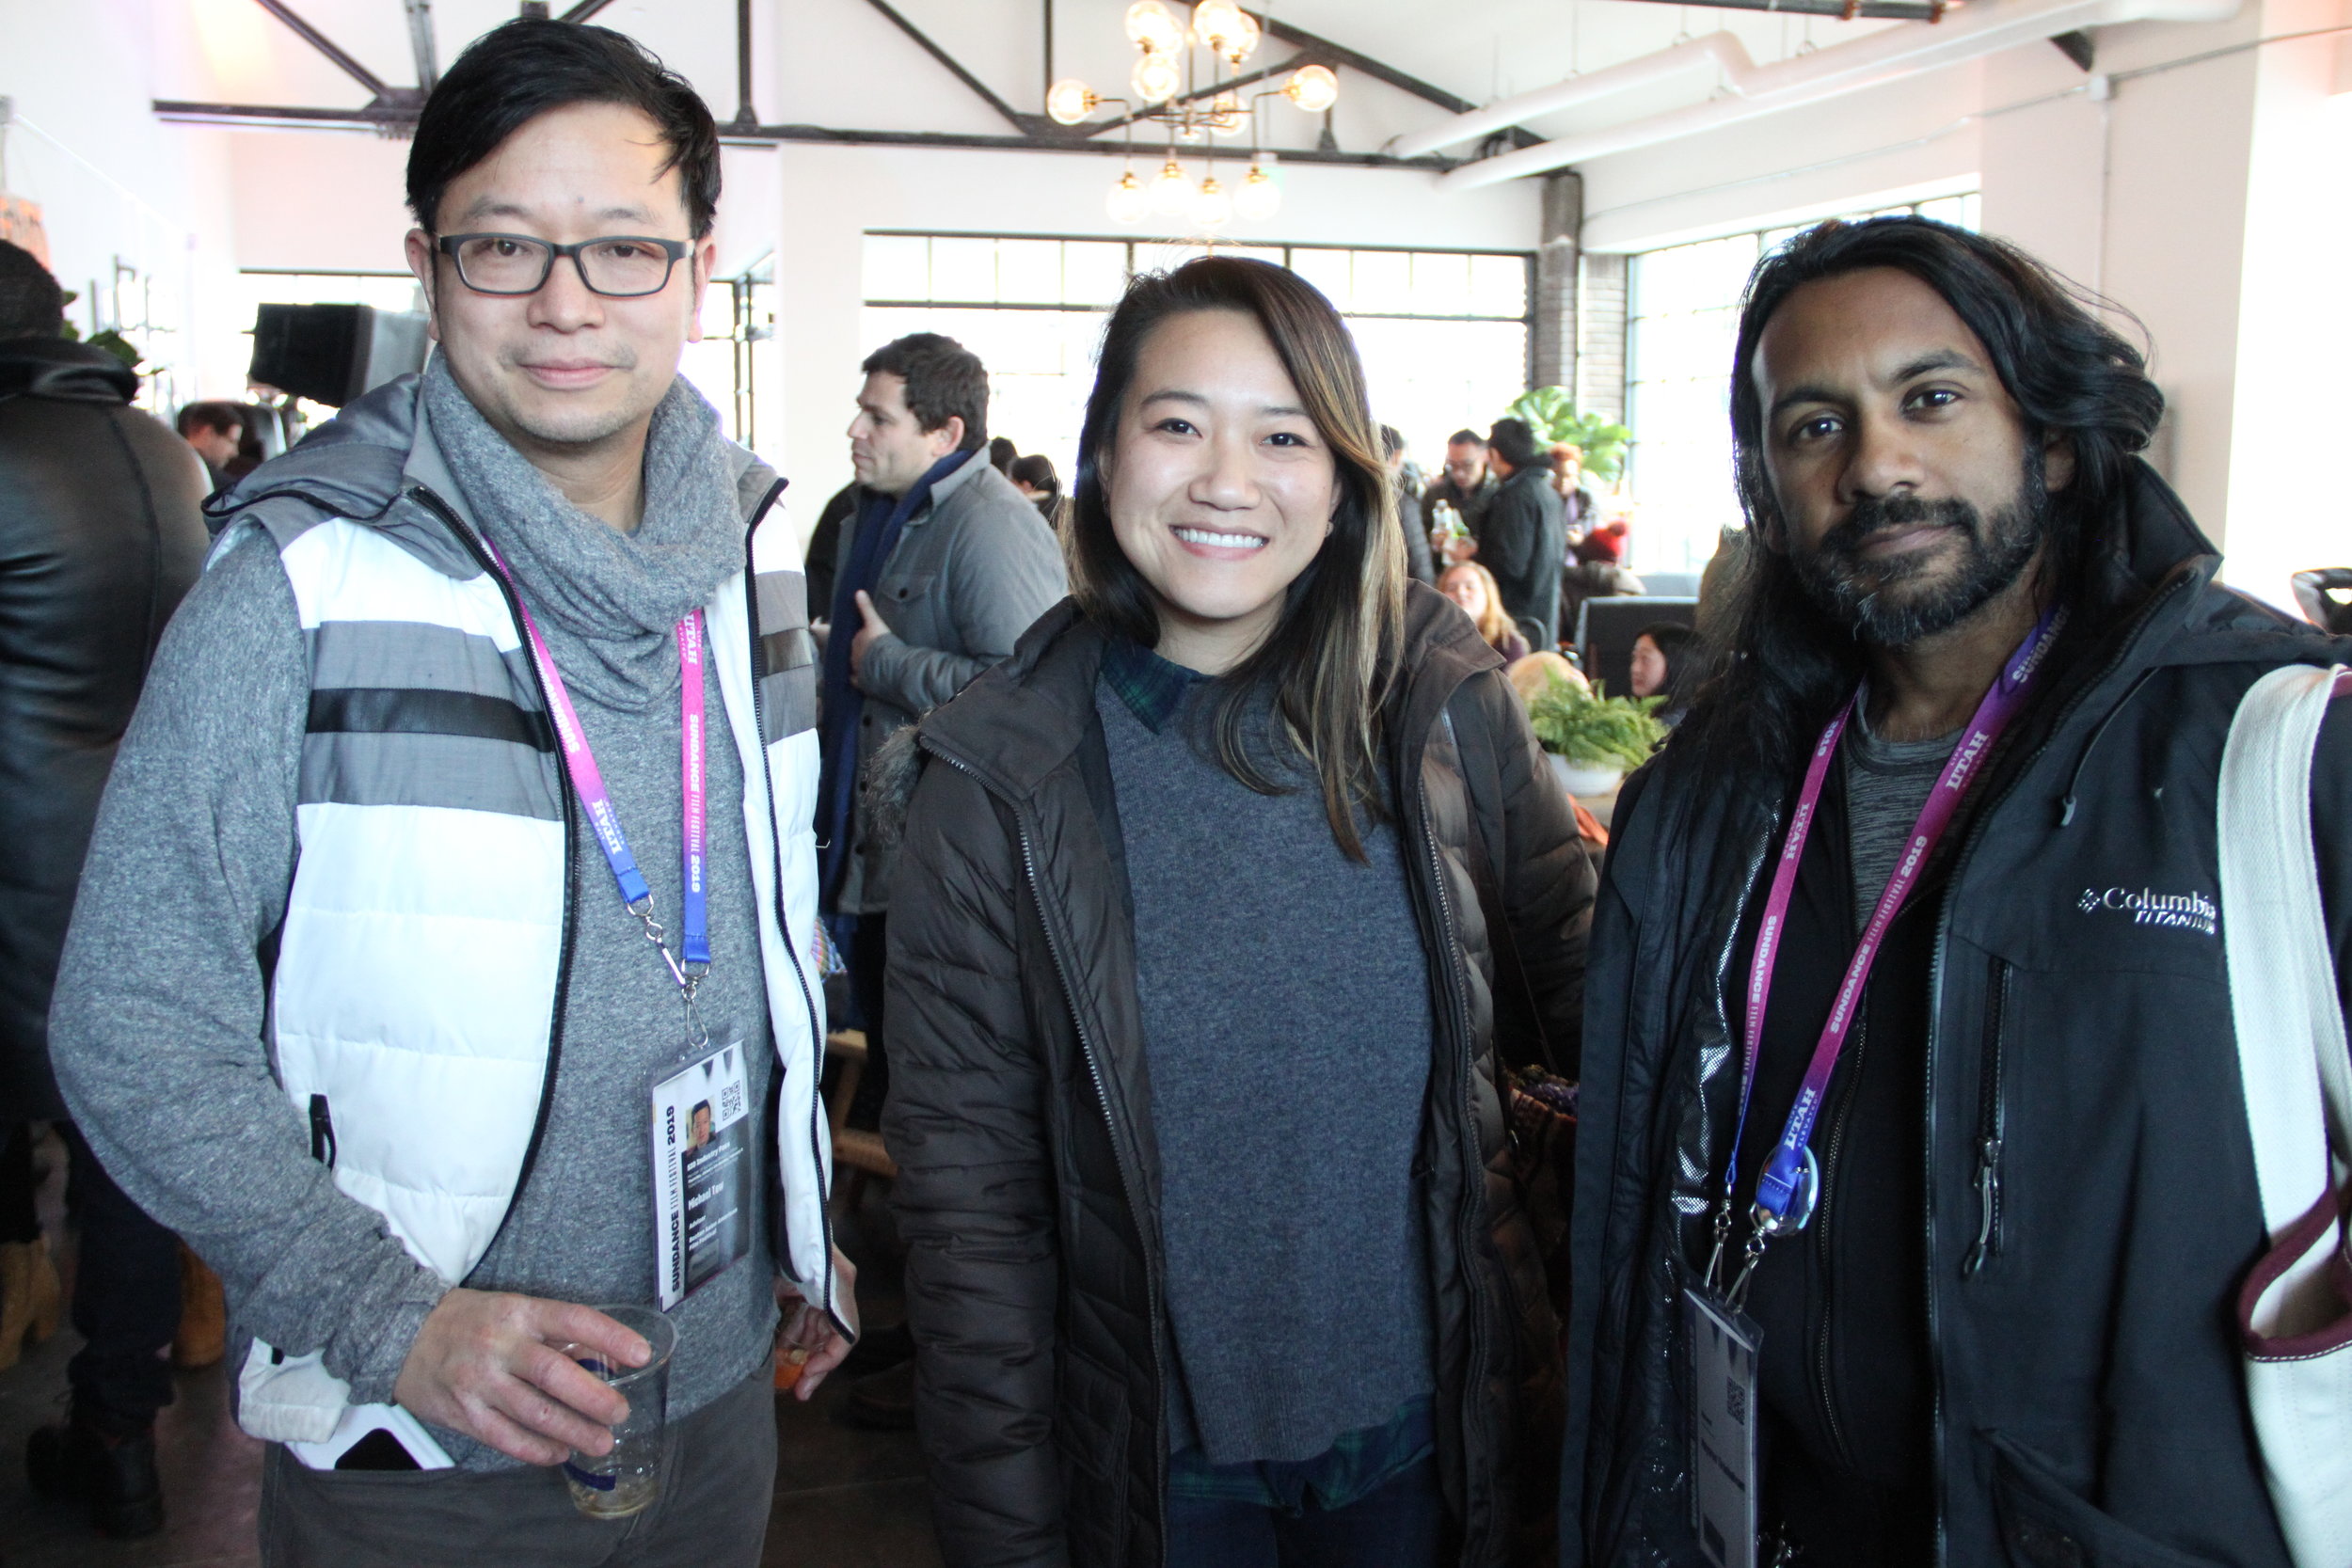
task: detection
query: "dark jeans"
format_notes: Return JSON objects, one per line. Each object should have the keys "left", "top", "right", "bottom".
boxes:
{"left": 1166, "top": 1454, "right": 1445, "bottom": 1568}
{"left": 59, "top": 1123, "right": 182, "bottom": 1429}
{"left": 844, "top": 912, "right": 889, "bottom": 1129}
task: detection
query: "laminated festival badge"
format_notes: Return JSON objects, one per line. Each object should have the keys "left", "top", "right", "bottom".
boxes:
{"left": 651, "top": 1041, "right": 754, "bottom": 1308}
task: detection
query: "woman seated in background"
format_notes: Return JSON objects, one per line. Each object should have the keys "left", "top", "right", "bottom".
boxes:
{"left": 1437, "top": 561, "right": 1529, "bottom": 662}
{"left": 1628, "top": 619, "right": 1694, "bottom": 726}
{"left": 1008, "top": 451, "right": 1067, "bottom": 529}
{"left": 883, "top": 255, "right": 1592, "bottom": 1568}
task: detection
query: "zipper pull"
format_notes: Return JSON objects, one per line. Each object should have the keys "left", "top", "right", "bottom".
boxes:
{"left": 309, "top": 1094, "right": 338, "bottom": 1170}
{"left": 1963, "top": 1134, "right": 2001, "bottom": 1275}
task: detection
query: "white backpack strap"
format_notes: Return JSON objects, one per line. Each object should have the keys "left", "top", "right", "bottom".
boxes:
{"left": 2218, "top": 663, "right": 2352, "bottom": 1246}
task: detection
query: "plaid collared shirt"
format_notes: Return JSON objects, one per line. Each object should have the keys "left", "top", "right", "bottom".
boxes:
{"left": 1099, "top": 632, "right": 1204, "bottom": 733}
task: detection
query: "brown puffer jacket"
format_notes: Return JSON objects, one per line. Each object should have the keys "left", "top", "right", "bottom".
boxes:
{"left": 882, "top": 584, "right": 1595, "bottom": 1568}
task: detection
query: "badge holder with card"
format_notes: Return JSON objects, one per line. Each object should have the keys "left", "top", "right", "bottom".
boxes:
{"left": 651, "top": 1039, "right": 755, "bottom": 1308}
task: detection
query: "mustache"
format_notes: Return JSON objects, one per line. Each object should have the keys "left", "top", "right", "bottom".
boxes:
{"left": 1815, "top": 492, "right": 1981, "bottom": 557}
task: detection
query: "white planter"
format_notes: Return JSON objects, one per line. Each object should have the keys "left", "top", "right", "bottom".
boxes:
{"left": 1547, "top": 753, "right": 1624, "bottom": 799}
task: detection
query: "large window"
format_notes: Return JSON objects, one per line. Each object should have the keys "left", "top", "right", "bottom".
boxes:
{"left": 1624, "top": 193, "right": 1980, "bottom": 576}
{"left": 861, "top": 233, "right": 1532, "bottom": 485}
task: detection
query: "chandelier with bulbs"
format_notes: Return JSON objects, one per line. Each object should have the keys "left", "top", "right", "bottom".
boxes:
{"left": 1046, "top": 1, "right": 1339, "bottom": 229}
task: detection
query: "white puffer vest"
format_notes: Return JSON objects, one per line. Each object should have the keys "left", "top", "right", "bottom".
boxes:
{"left": 219, "top": 453, "right": 836, "bottom": 1453}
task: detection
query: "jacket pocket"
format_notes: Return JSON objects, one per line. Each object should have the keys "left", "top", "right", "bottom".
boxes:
{"left": 1057, "top": 1348, "right": 1133, "bottom": 1564}
{"left": 882, "top": 571, "right": 937, "bottom": 609}
{"left": 1987, "top": 1432, "right": 2229, "bottom": 1568}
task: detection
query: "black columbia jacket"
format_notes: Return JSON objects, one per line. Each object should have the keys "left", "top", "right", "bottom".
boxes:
{"left": 1565, "top": 461, "right": 2352, "bottom": 1567}
{"left": 886, "top": 587, "right": 1594, "bottom": 1567}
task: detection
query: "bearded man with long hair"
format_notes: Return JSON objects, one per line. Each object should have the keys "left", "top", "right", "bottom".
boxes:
{"left": 1563, "top": 217, "right": 2352, "bottom": 1568}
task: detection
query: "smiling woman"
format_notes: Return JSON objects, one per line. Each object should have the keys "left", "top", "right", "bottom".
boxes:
{"left": 1069, "top": 258, "right": 1402, "bottom": 854}
{"left": 882, "top": 255, "right": 1596, "bottom": 1568}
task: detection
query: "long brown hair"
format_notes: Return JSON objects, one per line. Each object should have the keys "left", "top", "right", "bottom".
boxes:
{"left": 1438, "top": 562, "right": 1515, "bottom": 651}
{"left": 1067, "top": 256, "right": 1405, "bottom": 860}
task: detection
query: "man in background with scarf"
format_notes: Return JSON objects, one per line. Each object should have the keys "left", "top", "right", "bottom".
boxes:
{"left": 818, "top": 333, "right": 1065, "bottom": 1139}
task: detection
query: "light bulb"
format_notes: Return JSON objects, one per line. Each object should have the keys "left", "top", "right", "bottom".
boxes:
{"left": 1284, "top": 63, "right": 1339, "bottom": 113}
{"left": 1046, "top": 78, "right": 1099, "bottom": 125}
{"left": 1106, "top": 171, "right": 1151, "bottom": 224}
{"left": 1191, "top": 0, "right": 1251, "bottom": 59}
{"left": 1131, "top": 50, "right": 1181, "bottom": 103}
{"left": 1123, "top": 0, "right": 1184, "bottom": 55}
{"left": 1233, "top": 165, "right": 1281, "bottom": 221}
{"left": 1194, "top": 175, "right": 1232, "bottom": 230}
{"left": 1149, "top": 159, "right": 1193, "bottom": 217}
{"left": 1208, "top": 90, "right": 1247, "bottom": 136}
{"left": 1231, "top": 10, "right": 1260, "bottom": 61}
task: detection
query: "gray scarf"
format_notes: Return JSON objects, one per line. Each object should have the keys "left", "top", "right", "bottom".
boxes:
{"left": 422, "top": 356, "right": 743, "bottom": 711}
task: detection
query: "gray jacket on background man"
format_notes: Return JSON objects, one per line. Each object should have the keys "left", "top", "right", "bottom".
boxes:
{"left": 832, "top": 453, "right": 1064, "bottom": 913}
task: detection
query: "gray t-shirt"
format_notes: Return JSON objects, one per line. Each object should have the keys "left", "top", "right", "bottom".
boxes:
{"left": 1094, "top": 660, "right": 1436, "bottom": 1467}
{"left": 1843, "top": 705, "right": 1963, "bottom": 931}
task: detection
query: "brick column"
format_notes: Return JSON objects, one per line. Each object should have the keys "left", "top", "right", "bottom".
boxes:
{"left": 1576, "top": 252, "right": 1629, "bottom": 423}
{"left": 1530, "top": 172, "right": 1581, "bottom": 393}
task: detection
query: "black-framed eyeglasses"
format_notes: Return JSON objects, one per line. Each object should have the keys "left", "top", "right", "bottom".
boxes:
{"left": 433, "top": 233, "right": 692, "bottom": 298}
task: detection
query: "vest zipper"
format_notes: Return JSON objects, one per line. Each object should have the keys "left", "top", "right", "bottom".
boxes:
{"left": 736, "top": 482, "right": 844, "bottom": 1330}
{"left": 309, "top": 1095, "right": 338, "bottom": 1169}
{"left": 924, "top": 745, "right": 1171, "bottom": 1558}
{"left": 1916, "top": 567, "right": 2197, "bottom": 1567}
{"left": 1963, "top": 958, "right": 2011, "bottom": 1277}
{"left": 407, "top": 484, "right": 579, "bottom": 1275}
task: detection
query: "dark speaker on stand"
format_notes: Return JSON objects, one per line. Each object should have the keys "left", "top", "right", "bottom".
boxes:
{"left": 247, "top": 304, "right": 429, "bottom": 407}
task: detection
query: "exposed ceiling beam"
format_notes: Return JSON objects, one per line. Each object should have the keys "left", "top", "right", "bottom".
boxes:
{"left": 247, "top": 0, "right": 397, "bottom": 102}
{"left": 1251, "top": 12, "right": 1466, "bottom": 115}
{"left": 862, "top": 0, "right": 1047, "bottom": 136}
{"left": 1247, "top": 9, "right": 1539, "bottom": 149}
{"left": 730, "top": 121, "right": 1449, "bottom": 169}
{"left": 733, "top": 0, "right": 757, "bottom": 127}
{"left": 404, "top": 0, "right": 438, "bottom": 92}
{"left": 149, "top": 97, "right": 1455, "bottom": 170}
{"left": 1629, "top": 0, "right": 1950, "bottom": 18}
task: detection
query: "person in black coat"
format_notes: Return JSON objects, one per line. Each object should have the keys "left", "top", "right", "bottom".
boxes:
{"left": 1480, "top": 418, "right": 1565, "bottom": 653}
{"left": 0, "top": 240, "right": 210, "bottom": 1539}
{"left": 1565, "top": 216, "right": 2352, "bottom": 1568}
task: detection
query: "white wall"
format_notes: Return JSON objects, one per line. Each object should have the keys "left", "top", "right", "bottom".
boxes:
{"left": 2221, "top": 0, "right": 2352, "bottom": 606}
{"left": 0, "top": 0, "right": 246, "bottom": 402}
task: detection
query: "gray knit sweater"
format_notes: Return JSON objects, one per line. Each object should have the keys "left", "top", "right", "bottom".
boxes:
{"left": 50, "top": 511, "right": 777, "bottom": 1471}
{"left": 1094, "top": 664, "right": 1436, "bottom": 1466}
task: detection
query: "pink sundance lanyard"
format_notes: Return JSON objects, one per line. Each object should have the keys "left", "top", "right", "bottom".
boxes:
{"left": 479, "top": 538, "right": 711, "bottom": 1029}
{"left": 1727, "top": 606, "right": 2067, "bottom": 1243}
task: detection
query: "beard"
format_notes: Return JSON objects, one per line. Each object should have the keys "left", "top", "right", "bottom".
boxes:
{"left": 1788, "top": 450, "right": 2048, "bottom": 646}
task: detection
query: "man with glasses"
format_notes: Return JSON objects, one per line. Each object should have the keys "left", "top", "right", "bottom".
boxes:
{"left": 47, "top": 21, "right": 851, "bottom": 1565}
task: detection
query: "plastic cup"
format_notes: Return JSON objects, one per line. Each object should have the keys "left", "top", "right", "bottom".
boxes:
{"left": 560, "top": 1305, "right": 678, "bottom": 1519}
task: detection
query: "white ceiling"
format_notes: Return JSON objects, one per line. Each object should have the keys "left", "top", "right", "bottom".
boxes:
{"left": 159, "top": 0, "right": 1907, "bottom": 162}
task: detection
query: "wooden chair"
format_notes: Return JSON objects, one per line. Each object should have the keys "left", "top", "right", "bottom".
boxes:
{"left": 823, "top": 1029, "right": 897, "bottom": 1209}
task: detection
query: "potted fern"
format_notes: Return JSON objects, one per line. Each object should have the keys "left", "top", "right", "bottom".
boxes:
{"left": 1524, "top": 673, "right": 1666, "bottom": 796}
{"left": 1502, "top": 388, "right": 1631, "bottom": 484}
